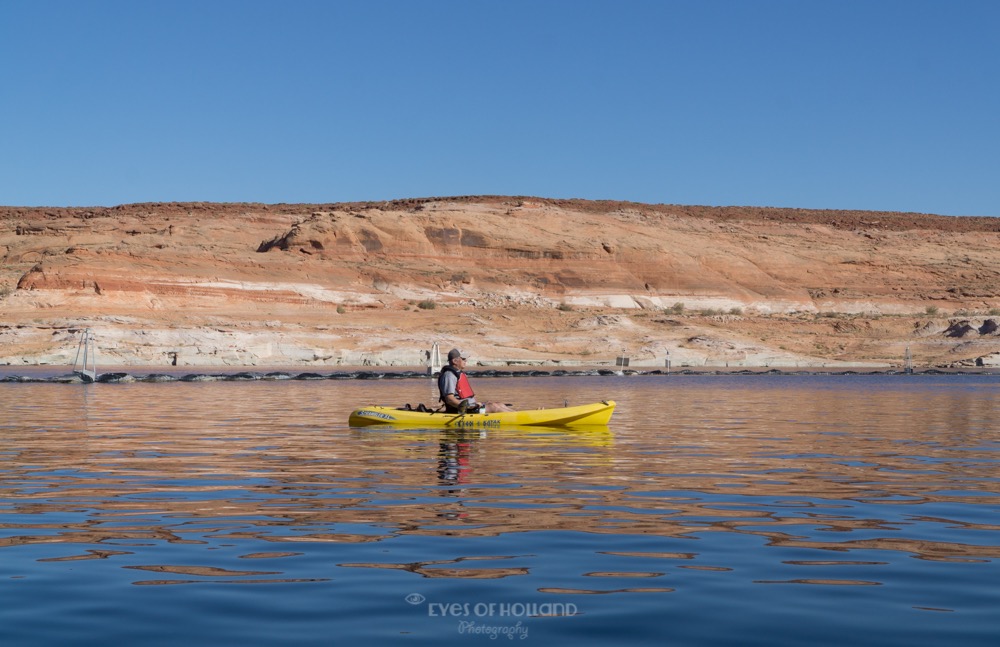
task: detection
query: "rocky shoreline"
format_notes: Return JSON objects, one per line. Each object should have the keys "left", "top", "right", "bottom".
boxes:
{"left": 3, "top": 366, "right": 996, "bottom": 384}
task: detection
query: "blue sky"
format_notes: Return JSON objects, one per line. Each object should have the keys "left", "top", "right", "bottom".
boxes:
{"left": 2, "top": 0, "right": 998, "bottom": 216}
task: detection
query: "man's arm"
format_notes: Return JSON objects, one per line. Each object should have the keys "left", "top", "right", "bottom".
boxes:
{"left": 443, "top": 392, "right": 464, "bottom": 409}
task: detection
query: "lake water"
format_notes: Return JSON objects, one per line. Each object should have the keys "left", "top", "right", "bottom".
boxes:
{"left": 2, "top": 374, "right": 999, "bottom": 646}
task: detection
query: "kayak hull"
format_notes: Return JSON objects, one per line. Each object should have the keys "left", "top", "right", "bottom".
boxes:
{"left": 348, "top": 400, "right": 615, "bottom": 428}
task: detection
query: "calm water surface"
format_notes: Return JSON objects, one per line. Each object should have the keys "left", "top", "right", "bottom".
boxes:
{"left": 2, "top": 375, "right": 999, "bottom": 646}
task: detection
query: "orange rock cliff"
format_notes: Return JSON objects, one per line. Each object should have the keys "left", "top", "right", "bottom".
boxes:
{"left": 2, "top": 196, "right": 999, "bottom": 369}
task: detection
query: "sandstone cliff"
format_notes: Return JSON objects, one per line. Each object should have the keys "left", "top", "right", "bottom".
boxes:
{"left": 2, "top": 197, "right": 999, "bottom": 368}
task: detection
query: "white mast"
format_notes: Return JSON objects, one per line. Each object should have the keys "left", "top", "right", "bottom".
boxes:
{"left": 72, "top": 328, "right": 97, "bottom": 383}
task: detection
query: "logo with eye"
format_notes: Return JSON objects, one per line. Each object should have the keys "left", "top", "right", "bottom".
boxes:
{"left": 405, "top": 593, "right": 426, "bottom": 605}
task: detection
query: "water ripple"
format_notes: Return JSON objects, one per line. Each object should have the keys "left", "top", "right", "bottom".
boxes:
{"left": 2, "top": 375, "right": 1000, "bottom": 645}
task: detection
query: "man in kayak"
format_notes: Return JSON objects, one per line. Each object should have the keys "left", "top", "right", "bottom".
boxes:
{"left": 438, "top": 348, "right": 515, "bottom": 414}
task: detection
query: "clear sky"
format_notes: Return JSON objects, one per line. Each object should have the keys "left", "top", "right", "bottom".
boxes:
{"left": 2, "top": 0, "right": 997, "bottom": 216}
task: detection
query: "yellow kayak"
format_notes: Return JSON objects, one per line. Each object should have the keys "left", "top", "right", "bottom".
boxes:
{"left": 348, "top": 400, "right": 615, "bottom": 428}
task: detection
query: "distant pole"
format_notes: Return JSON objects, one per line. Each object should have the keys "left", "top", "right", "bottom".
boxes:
{"left": 428, "top": 342, "right": 442, "bottom": 376}
{"left": 905, "top": 345, "right": 913, "bottom": 374}
{"left": 73, "top": 328, "right": 97, "bottom": 383}
{"left": 665, "top": 351, "right": 671, "bottom": 375}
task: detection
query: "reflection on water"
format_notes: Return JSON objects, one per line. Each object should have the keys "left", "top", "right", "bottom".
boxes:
{"left": 2, "top": 376, "right": 999, "bottom": 645}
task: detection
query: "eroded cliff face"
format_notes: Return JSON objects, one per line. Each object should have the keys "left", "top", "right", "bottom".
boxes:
{"left": 2, "top": 197, "right": 999, "bottom": 368}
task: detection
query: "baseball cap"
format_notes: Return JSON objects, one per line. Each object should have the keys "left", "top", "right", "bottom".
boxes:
{"left": 447, "top": 348, "right": 467, "bottom": 361}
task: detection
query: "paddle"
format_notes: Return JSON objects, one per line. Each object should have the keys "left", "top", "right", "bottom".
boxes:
{"left": 445, "top": 399, "right": 471, "bottom": 425}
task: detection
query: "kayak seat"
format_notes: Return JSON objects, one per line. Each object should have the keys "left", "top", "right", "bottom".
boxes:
{"left": 396, "top": 403, "right": 434, "bottom": 412}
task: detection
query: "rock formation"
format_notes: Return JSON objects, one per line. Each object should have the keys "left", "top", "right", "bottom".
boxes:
{"left": 2, "top": 197, "right": 999, "bottom": 369}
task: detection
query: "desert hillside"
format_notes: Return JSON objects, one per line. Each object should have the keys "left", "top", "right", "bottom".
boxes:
{"left": 2, "top": 196, "right": 999, "bottom": 369}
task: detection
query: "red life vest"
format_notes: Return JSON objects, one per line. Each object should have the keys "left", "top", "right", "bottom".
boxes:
{"left": 439, "top": 365, "right": 476, "bottom": 404}
{"left": 455, "top": 371, "right": 475, "bottom": 399}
